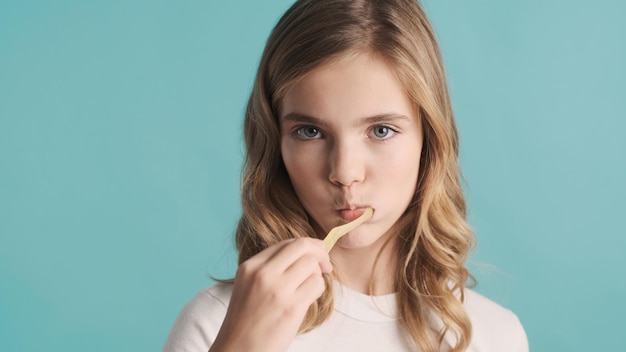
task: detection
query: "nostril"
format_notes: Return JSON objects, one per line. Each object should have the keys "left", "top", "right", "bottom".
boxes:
{"left": 327, "top": 143, "right": 365, "bottom": 186}
{"left": 328, "top": 162, "right": 364, "bottom": 187}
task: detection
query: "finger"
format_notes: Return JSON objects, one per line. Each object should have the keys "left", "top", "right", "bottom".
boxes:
{"left": 263, "top": 238, "right": 331, "bottom": 275}
{"left": 240, "top": 239, "right": 296, "bottom": 273}
{"left": 280, "top": 254, "right": 324, "bottom": 293}
{"left": 276, "top": 272, "right": 326, "bottom": 324}
{"left": 294, "top": 271, "right": 327, "bottom": 307}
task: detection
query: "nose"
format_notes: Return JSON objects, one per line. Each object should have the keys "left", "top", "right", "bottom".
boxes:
{"left": 328, "top": 140, "right": 365, "bottom": 187}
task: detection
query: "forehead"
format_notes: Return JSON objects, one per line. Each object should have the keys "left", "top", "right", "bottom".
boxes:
{"left": 279, "top": 53, "right": 416, "bottom": 122}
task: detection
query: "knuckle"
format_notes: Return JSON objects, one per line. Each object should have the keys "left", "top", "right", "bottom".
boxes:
{"left": 269, "top": 288, "right": 286, "bottom": 303}
{"left": 312, "top": 273, "right": 326, "bottom": 290}
{"left": 302, "top": 254, "right": 321, "bottom": 271}
{"left": 291, "top": 238, "right": 311, "bottom": 252}
{"left": 236, "top": 261, "right": 253, "bottom": 278}
{"left": 295, "top": 237, "right": 320, "bottom": 250}
{"left": 251, "top": 267, "right": 273, "bottom": 289}
{"left": 282, "top": 302, "right": 304, "bottom": 320}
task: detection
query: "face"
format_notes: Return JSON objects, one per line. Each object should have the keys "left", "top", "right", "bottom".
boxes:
{"left": 279, "top": 53, "right": 423, "bottom": 250}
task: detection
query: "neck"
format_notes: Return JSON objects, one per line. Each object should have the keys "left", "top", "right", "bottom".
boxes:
{"left": 330, "top": 232, "right": 398, "bottom": 296}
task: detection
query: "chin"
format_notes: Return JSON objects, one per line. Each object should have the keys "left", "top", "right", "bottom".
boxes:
{"left": 334, "top": 227, "right": 388, "bottom": 250}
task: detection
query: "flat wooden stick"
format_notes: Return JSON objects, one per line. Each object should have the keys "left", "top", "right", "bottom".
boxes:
{"left": 323, "top": 207, "right": 374, "bottom": 252}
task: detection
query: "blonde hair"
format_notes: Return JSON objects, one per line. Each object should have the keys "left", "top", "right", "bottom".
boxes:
{"left": 236, "top": 0, "right": 475, "bottom": 350}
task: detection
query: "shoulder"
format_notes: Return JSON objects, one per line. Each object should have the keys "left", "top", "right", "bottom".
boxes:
{"left": 176, "top": 282, "right": 234, "bottom": 322}
{"left": 463, "top": 289, "right": 529, "bottom": 352}
{"left": 203, "top": 282, "right": 235, "bottom": 307}
{"left": 162, "top": 282, "right": 234, "bottom": 352}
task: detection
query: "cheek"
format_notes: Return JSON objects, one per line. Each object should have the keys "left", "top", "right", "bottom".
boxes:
{"left": 376, "top": 146, "right": 421, "bottom": 185}
{"left": 281, "top": 142, "right": 324, "bottom": 193}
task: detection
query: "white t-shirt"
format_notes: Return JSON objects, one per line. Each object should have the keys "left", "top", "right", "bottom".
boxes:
{"left": 163, "top": 282, "right": 528, "bottom": 351}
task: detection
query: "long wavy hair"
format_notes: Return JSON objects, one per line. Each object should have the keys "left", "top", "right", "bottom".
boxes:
{"left": 235, "top": 0, "right": 475, "bottom": 350}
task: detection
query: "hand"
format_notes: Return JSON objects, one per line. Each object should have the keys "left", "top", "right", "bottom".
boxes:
{"left": 210, "top": 238, "right": 332, "bottom": 352}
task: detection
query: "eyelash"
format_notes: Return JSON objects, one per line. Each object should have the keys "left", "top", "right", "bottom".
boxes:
{"left": 294, "top": 125, "right": 323, "bottom": 140}
{"left": 369, "top": 125, "right": 398, "bottom": 140}
{"left": 291, "top": 125, "right": 399, "bottom": 141}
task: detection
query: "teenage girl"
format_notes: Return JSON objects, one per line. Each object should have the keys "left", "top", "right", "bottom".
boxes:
{"left": 164, "top": 0, "right": 528, "bottom": 351}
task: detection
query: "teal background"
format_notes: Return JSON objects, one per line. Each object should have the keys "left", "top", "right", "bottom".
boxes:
{"left": 1, "top": 1, "right": 624, "bottom": 351}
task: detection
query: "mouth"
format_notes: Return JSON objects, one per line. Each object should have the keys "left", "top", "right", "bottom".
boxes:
{"left": 336, "top": 206, "right": 371, "bottom": 222}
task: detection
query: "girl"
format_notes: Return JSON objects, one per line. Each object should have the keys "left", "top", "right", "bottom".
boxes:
{"left": 164, "top": 0, "right": 528, "bottom": 351}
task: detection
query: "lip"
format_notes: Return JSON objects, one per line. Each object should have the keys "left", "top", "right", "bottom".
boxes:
{"left": 336, "top": 205, "right": 372, "bottom": 222}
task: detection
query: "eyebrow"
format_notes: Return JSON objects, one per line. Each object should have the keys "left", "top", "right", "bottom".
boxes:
{"left": 281, "top": 112, "right": 410, "bottom": 126}
{"left": 281, "top": 113, "right": 325, "bottom": 125}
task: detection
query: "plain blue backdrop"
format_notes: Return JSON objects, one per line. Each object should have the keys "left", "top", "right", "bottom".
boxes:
{"left": 1, "top": 1, "right": 624, "bottom": 351}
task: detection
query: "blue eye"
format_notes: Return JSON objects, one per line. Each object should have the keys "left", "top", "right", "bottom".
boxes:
{"left": 371, "top": 125, "right": 395, "bottom": 139}
{"left": 296, "top": 126, "right": 322, "bottom": 139}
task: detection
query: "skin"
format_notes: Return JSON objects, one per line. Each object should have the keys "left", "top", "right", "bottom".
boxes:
{"left": 211, "top": 238, "right": 332, "bottom": 352}
{"left": 281, "top": 52, "right": 424, "bottom": 295}
{"left": 210, "top": 52, "right": 423, "bottom": 352}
